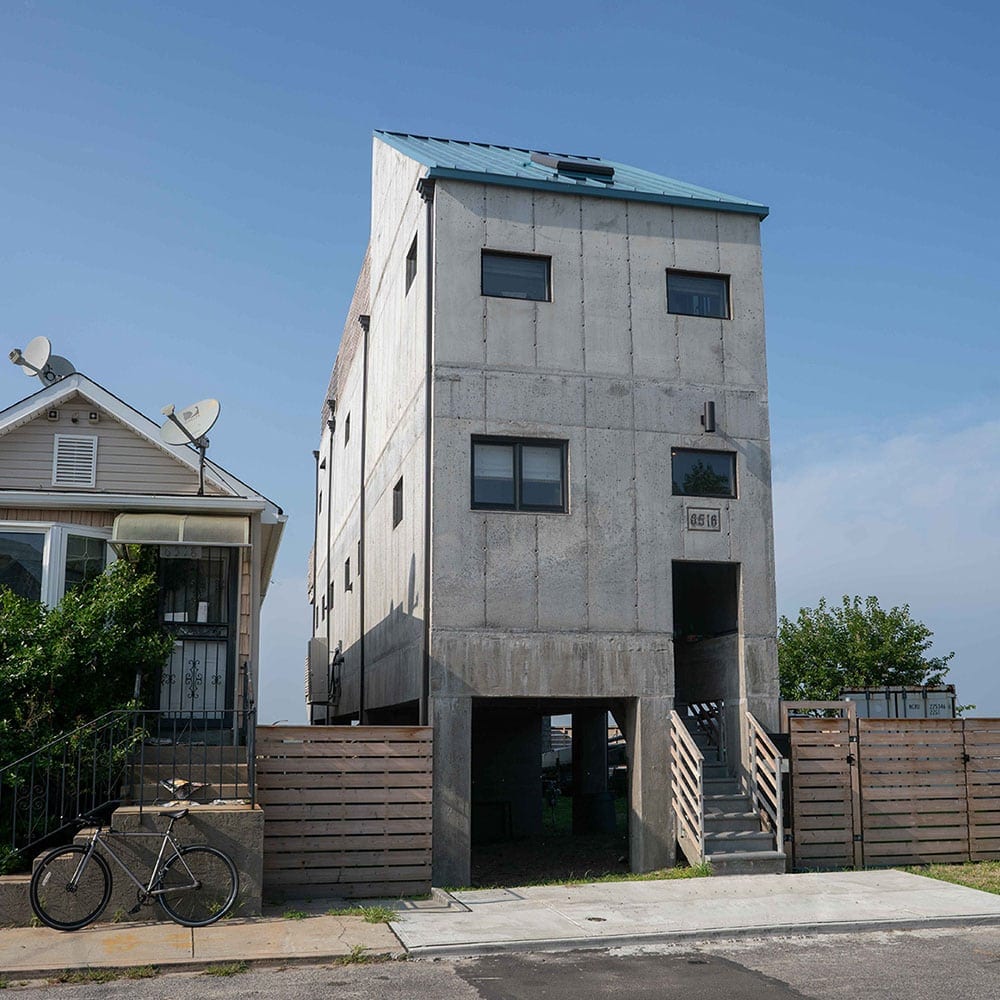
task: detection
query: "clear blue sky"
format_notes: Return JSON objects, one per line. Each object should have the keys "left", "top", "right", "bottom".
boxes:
{"left": 2, "top": 1, "right": 998, "bottom": 719}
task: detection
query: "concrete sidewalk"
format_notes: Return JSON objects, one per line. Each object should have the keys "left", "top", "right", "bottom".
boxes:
{"left": 393, "top": 870, "right": 1000, "bottom": 956}
{"left": 4, "top": 871, "right": 1000, "bottom": 976}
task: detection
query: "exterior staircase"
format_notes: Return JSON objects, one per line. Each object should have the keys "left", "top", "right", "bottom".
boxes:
{"left": 124, "top": 743, "right": 251, "bottom": 806}
{"left": 672, "top": 703, "right": 786, "bottom": 876}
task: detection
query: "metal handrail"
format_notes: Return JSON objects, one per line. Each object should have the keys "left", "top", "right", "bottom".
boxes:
{"left": 747, "top": 712, "right": 784, "bottom": 852}
{"left": 670, "top": 710, "right": 705, "bottom": 864}
{"left": 1, "top": 703, "right": 256, "bottom": 864}
{"left": 687, "top": 700, "right": 726, "bottom": 761}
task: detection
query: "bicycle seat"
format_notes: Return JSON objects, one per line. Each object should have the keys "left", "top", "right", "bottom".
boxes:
{"left": 160, "top": 808, "right": 189, "bottom": 820}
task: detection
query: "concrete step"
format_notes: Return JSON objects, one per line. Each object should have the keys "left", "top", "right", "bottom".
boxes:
{"left": 0, "top": 873, "right": 31, "bottom": 926}
{"left": 123, "top": 782, "right": 251, "bottom": 804}
{"left": 130, "top": 763, "right": 248, "bottom": 784}
{"left": 702, "top": 762, "right": 731, "bottom": 780}
{"left": 704, "top": 778, "right": 741, "bottom": 796}
{"left": 703, "top": 810, "right": 762, "bottom": 834}
{"left": 134, "top": 744, "right": 248, "bottom": 765}
{"left": 704, "top": 793, "right": 753, "bottom": 811}
{"left": 707, "top": 850, "right": 787, "bottom": 876}
{"left": 704, "top": 830, "right": 775, "bottom": 854}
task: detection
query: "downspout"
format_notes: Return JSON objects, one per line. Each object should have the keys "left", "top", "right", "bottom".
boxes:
{"left": 358, "top": 313, "right": 371, "bottom": 725}
{"left": 417, "top": 177, "right": 434, "bottom": 726}
{"left": 325, "top": 402, "right": 336, "bottom": 724}
{"left": 311, "top": 447, "right": 320, "bottom": 724}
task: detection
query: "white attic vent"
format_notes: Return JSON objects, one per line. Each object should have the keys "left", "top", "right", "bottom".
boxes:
{"left": 52, "top": 434, "right": 98, "bottom": 487}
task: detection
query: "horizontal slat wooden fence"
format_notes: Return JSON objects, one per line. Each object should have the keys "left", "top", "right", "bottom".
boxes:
{"left": 790, "top": 716, "right": 1000, "bottom": 870}
{"left": 256, "top": 725, "right": 432, "bottom": 899}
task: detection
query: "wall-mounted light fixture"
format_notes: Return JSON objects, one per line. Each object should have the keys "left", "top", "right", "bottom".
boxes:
{"left": 701, "top": 401, "right": 717, "bottom": 433}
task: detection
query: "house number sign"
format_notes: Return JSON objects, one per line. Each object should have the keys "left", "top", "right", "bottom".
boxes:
{"left": 686, "top": 507, "right": 721, "bottom": 532}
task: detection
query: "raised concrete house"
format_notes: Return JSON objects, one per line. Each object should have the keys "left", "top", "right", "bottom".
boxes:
{"left": 308, "top": 132, "right": 781, "bottom": 884}
{"left": 0, "top": 370, "right": 285, "bottom": 720}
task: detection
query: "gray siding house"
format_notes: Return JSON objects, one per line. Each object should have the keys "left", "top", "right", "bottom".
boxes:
{"left": 308, "top": 132, "right": 779, "bottom": 884}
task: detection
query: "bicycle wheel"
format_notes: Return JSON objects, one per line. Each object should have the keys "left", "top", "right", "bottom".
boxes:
{"left": 156, "top": 846, "right": 238, "bottom": 927}
{"left": 30, "top": 845, "right": 112, "bottom": 931}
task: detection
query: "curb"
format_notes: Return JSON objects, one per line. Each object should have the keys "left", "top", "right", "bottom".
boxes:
{"left": 398, "top": 912, "right": 1000, "bottom": 958}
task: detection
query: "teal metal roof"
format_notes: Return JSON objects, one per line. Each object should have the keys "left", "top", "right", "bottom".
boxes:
{"left": 375, "top": 131, "right": 768, "bottom": 219}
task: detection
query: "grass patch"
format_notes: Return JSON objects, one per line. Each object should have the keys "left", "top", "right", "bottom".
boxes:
{"left": 331, "top": 945, "right": 370, "bottom": 965}
{"left": 324, "top": 905, "right": 396, "bottom": 923}
{"left": 203, "top": 961, "right": 250, "bottom": 977}
{"left": 282, "top": 909, "right": 308, "bottom": 920}
{"left": 49, "top": 969, "right": 121, "bottom": 984}
{"left": 447, "top": 861, "right": 712, "bottom": 892}
{"left": 902, "top": 860, "right": 1000, "bottom": 895}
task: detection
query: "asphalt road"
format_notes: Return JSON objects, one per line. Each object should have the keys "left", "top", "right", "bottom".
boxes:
{"left": 4, "top": 926, "right": 999, "bottom": 998}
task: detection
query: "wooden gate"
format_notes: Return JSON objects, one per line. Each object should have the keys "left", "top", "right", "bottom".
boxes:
{"left": 790, "top": 716, "right": 1000, "bottom": 869}
{"left": 256, "top": 725, "right": 432, "bottom": 899}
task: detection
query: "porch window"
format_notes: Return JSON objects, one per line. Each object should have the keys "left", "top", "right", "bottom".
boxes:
{"left": 0, "top": 524, "right": 111, "bottom": 605}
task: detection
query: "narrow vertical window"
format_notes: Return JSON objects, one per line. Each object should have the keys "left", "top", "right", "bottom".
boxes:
{"left": 405, "top": 235, "right": 417, "bottom": 292}
{"left": 393, "top": 476, "right": 404, "bottom": 528}
{"left": 345, "top": 413, "right": 351, "bottom": 446}
{"left": 344, "top": 557, "right": 352, "bottom": 591}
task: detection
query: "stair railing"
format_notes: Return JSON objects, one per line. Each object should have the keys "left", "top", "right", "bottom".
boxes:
{"left": 670, "top": 710, "right": 706, "bottom": 865}
{"left": 746, "top": 712, "right": 784, "bottom": 852}
{"left": 686, "top": 700, "right": 726, "bottom": 761}
{"left": 1, "top": 703, "right": 257, "bottom": 866}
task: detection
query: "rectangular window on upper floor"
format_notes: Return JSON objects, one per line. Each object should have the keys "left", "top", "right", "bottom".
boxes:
{"left": 406, "top": 235, "right": 417, "bottom": 292}
{"left": 482, "top": 251, "right": 550, "bottom": 301}
{"left": 671, "top": 448, "right": 737, "bottom": 499}
{"left": 666, "top": 270, "right": 730, "bottom": 319}
{"left": 472, "top": 437, "right": 567, "bottom": 512}
{"left": 393, "top": 476, "right": 403, "bottom": 528}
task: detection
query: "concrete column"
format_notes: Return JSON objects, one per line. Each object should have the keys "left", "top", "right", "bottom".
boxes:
{"left": 627, "top": 696, "right": 674, "bottom": 872}
{"left": 572, "top": 708, "right": 615, "bottom": 834}
{"left": 430, "top": 695, "right": 471, "bottom": 887}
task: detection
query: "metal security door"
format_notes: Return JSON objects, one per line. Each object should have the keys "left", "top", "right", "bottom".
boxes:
{"left": 157, "top": 546, "right": 238, "bottom": 721}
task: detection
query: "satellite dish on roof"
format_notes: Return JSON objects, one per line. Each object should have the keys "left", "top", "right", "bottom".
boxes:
{"left": 8, "top": 337, "right": 77, "bottom": 386}
{"left": 159, "top": 398, "right": 221, "bottom": 496}
{"left": 159, "top": 399, "right": 220, "bottom": 446}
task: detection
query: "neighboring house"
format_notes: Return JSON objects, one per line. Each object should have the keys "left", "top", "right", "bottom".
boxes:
{"left": 0, "top": 371, "right": 285, "bottom": 721}
{"left": 308, "top": 131, "right": 779, "bottom": 885}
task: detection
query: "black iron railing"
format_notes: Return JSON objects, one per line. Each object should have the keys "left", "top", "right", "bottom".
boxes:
{"left": 1, "top": 702, "right": 256, "bottom": 868}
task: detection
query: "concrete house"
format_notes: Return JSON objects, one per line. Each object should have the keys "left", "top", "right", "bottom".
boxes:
{"left": 0, "top": 369, "right": 285, "bottom": 721}
{"left": 308, "top": 132, "right": 779, "bottom": 884}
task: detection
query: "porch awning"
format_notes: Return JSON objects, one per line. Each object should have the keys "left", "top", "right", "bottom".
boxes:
{"left": 112, "top": 513, "right": 250, "bottom": 547}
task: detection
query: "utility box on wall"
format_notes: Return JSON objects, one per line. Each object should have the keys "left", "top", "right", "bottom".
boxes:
{"left": 840, "top": 686, "right": 956, "bottom": 719}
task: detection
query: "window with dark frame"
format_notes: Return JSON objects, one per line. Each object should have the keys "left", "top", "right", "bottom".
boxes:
{"left": 344, "top": 413, "right": 351, "bottom": 446}
{"left": 393, "top": 476, "right": 404, "bottom": 528}
{"left": 481, "top": 251, "right": 550, "bottom": 301}
{"left": 472, "top": 437, "right": 567, "bottom": 512}
{"left": 405, "top": 236, "right": 417, "bottom": 292}
{"left": 666, "top": 270, "right": 730, "bottom": 319}
{"left": 671, "top": 448, "right": 737, "bottom": 498}
{"left": 344, "top": 557, "right": 352, "bottom": 591}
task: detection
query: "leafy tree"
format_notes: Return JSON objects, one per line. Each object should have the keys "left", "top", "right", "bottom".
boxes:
{"left": 778, "top": 595, "right": 954, "bottom": 701}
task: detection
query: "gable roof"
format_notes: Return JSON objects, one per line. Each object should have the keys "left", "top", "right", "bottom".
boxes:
{"left": 375, "top": 131, "right": 768, "bottom": 219}
{"left": 0, "top": 373, "right": 281, "bottom": 514}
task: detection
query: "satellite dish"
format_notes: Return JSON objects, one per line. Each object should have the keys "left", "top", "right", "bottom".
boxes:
{"left": 159, "top": 399, "right": 221, "bottom": 446}
{"left": 39, "top": 355, "right": 76, "bottom": 385}
{"left": 9, "top": 336, "right": 52, "bottom": 376}
{"left": 159, "top": 399, "right": 221, "bottom": 497}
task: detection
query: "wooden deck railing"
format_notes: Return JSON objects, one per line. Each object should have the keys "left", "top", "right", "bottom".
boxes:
{"left": 747, "top": 712, "right": 784, "bottom": 852}
{"left": 686, "top": 700, "right": 726, "bottom": 761}
{"left": 670, "top": 710, "right": 705, "bottom": 865}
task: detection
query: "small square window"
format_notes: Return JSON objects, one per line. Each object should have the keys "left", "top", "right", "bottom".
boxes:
{"left": 472, "top": 437, "right": 567, "bottom": 512}
{"left": 482, "top": 251, "right": 550, "bottom": 301}
{"left": 393, "top": 477, "right": 404, "bottom": 528}
{"left": 666, "top": 270, "right": 730, "bottom": 319}
{"left": 405, "top": 236, "right": 417, "bottom": 292}
{"left": 671, "top": 448, "right": 737, "bottom": 498}
{"left": 344, "top": 557, "right": 352, "bottom": 591}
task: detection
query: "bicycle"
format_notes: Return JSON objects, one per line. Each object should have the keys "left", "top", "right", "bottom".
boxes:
{"left": 29, "top": 806, "right": 239, "bottom": 931}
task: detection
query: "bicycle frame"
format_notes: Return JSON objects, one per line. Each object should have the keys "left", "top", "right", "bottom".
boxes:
{"left": 69, "top": 821, "right": 201, "bottom": 902}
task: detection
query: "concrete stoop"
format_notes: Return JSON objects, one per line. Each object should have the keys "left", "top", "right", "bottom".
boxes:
{"left": 0, "top": 873, "right": 32, "bottom": 926}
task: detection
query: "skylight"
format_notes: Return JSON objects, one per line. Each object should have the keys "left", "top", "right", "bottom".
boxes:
{"left": 530, "top": 151, "right": 614, "bottom": 179}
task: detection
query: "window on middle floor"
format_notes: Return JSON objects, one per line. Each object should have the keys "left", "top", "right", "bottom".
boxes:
{"left": 481, "top": 251, "right": 550, "bottom": 301}
{"left": 671, "top": 448, "right": 737, "bottom": 498}
{"left": 472, "top": 437, "right": 567, "bottom": 512}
